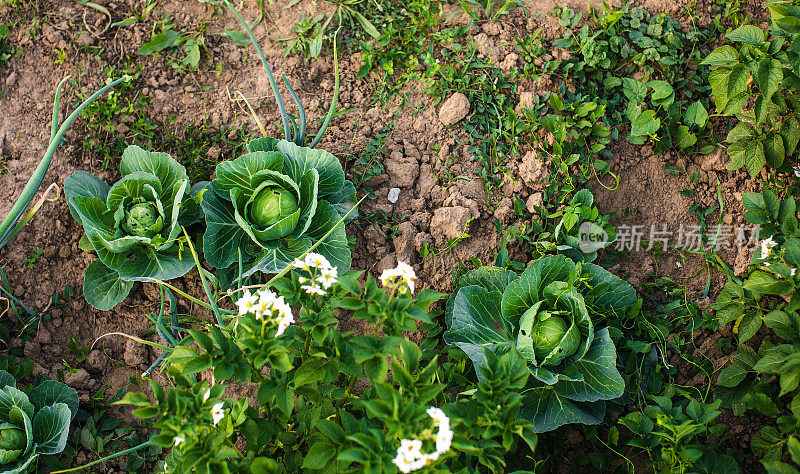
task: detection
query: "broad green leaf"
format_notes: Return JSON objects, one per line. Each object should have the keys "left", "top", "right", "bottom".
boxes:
{"left": 0, "top": 387, "right": 32, "bottom": 422}
{"left": 764, "top": 133, "right": 786, "bottom": 168}
{"left": 349, "top": 9, "right": 380, "bottom": 38}
{"left": 502, "top": 255, "right": 574, "bottom": 324}
{"left": 702, "top": 45, "right": 739, "bottom": 66}
{"left": 302, "top": 441, "right": 336, "bottom": 469}
{"left": 277, "top": 140, "right": 346, "bottom": 197}
{"left": 717, "top": 363, "right": 747, "bottom": 388}
{"left": 554, "top": 328, "right": 624, "bottom": 402}
{"left": 83, "top": 259, "right": 134, "bottom": 311}
{"left": 629, "top": 109, "right": 660, "bottom": 137}
{"left": 214, "top": 151, "right": 284, "bottom": 197}
{"left": 443, "top": 285, "right": 512, "bottom": 375}
{"left": 685, "top": 101, "right": 709, "bottom": 128}
{"left": 445, "top": 266, "right": 519, "bottom": 326}
{"left": 137, "top": 29, "right": 179, "bottom": 55}
{"left": 291, "top": 170, "right": 319, "bottom": 239}
{"left": 29, "top": 381, "right": 78, "bottom": 422}
{"left": 676, "top": 125, "right": 698, "bottom": 149}
{"left": 757, "top": 58, "right": 784, "bottom": 99}
{"left": 201, "top": 187, "right": 251, "bottom": 270}
{"left": 777, "top": 15, "right": 800, "bottom": 34}
{"left": 520, "top": 386, "right": 607, "bottom": 433}
{"left": 32, "top": 403, "right": 70, "bottom": 455}
{"left": 0, "top": 372, "right": 14, "bottom": 390}
{"left": 63, "top": 171, "right": 110, "bottom": 220}
{"left": 116, "top": 244, "right": 196, "bottom": 282}
{"left": 726, "top": 24, "right": 767, "bottom": 46}
{"left": 581, "top": 263, "right": 637, "bottom": 315}
{"left": 782, "top": 117, "right": 800, "bottom": 154}
{"left": 119, "top": 145, "right": 188, "bottom": 209}
{"left": 296, "top": 200, "right": 351, "bottom": 272}
{"left": 246, "top": 137, "right": 280, "bottom": 153}
{"left": 745, "top": 141, "right": 766, "bottom": 178}
{"left": 646, "top": 80, "right": 673, "bottom": 100}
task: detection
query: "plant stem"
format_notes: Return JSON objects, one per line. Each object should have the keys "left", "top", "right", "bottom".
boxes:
{"left": 50, "top": 441, "right": 151, "bottom": 473}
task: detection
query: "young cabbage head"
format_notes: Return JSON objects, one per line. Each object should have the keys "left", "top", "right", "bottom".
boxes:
{"left": 125, "top": 201, "right": 164, "bottom": 238}
{"left": 530, "top": 314, "right": 580, "bottom": 365}
{"left": 444, "top": 255, "right": 637, "bottom": 432}
{"left": 249, "top": 186, "right": 299, "bottom": 229}
{"left": 0, "top": 371, "right": 79, "bottom": 470}
{"left": 201, "top": 138, "right": 356, "bottom": 285}
{"left": 65, "top": 145, "right": 201, "bottom": 310}
{"left": 0, "top": 423, "right": 25, "bottom": 462}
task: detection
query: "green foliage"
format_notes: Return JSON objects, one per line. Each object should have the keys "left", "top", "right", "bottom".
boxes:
{"left": 137, "top": 16, "right": 209, "bottom": 71}
{"left": 703, "top": 5, "right": 800, "bottom": 178}
{"left": 444, "top": 255, "right": 637, "bottom": 432}
{"left": 0, "top": 371, "right": 78, "bottom": 473}
{"left": 712, "top": 188, "right": 800, "bottom": 471}
{"left": 200, "top": 138, "right": 356, "bottom": 283}
{"left": 64, "top": 145, "right": 201, "bottom": 310}
{"left": 619, "top": 396, "right": 736, "bottom": 473}
{"left": 459, "top": 0, "right": 521, "bottom": 21}
{"left": 117, "top": 267, "right": 540, "bottom": 472}
{"left": 550, "top": 3, "right": 717, "bottom": 156}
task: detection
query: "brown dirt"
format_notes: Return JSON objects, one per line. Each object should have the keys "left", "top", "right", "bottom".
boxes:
{"left": 0, "top": 0, "right": 775, "bottom": 470}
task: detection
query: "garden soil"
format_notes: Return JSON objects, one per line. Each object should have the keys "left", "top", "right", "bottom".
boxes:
{"left": 0, "top": 0, "right": 773, "bottom": 470}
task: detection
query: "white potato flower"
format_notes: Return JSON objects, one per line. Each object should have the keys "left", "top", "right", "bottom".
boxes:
{"left": 235, "top": 290, "right": 258, "bottom": 316}
{"left": 211, "top": 402, "right": 225, "bottom": 426}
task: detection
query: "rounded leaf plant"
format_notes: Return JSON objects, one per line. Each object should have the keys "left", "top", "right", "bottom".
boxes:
{"left": 64, "top": 145, "right": 201, "bottom": 310}
{"left": 201, "top": 137, "right": 355, "bottom": 284}
{"left": 0, "top": 371, "right": 78, "bottom": 473}
{"left": 444, "top": 254, "right": 637, "bottom": 432}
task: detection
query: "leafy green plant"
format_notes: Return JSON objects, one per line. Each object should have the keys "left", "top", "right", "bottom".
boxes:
{"left": 550, "top": 3, "right": 717, "bottom": 156}
{"left": 0, "top": 370, "right": 78, "bottom": 473}
{"left": 444, "top": 254, "right": 637, "bottom": 432}
{"left": 535, "top": 189, "right": 616, "bottom": 262}
{"left": 459, "top": 0, "right": 521, "bottom": 21}
{"left": 703, "top": 5, "right": 800, "bottom": 178}
{"left": 64, "top": 145, "right": 201, "bottom": 310}
{"left": 103, "top": 257, "right": 539, "bottom": 473}
{"left": 619, "top": 396, "right": 736, "bottom": 473}
{"left": 200, "top": 138, "right": 356, "bottom": 283}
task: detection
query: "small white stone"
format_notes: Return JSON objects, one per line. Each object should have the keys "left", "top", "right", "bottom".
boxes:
{"left": 387, "top": 187, "right": 400, "bottom": 203}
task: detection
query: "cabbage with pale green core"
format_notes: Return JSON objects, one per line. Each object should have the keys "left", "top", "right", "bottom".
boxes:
{"left": 65, "top": 145, "right": 201, "bottom": 310}
{"left": 530, "top": 315, "right": 579, "bottom": 364}
{"left": 444, "top": 255, "right": 637, "bottom": 432}
{"left": 250, "top": 187, "right": 299, "bottom": 229}
{"left": 0, "top": 370, "right": 79, "bottom": 471}
{"left": 201, "top": 138, "right": 356, "bottom": 285}
{"left": 125, "top": 201, "right": 164, "bottom": 238}
{"left": 0, "top": 424, "right": 24, "bottom": 463}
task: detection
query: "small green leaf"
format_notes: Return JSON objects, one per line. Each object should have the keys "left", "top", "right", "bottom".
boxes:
{"left": 138, "top": 30, "right": 179, "bottom": 55}
{"left": 684, "top": 101, "right": 708, "bottom": 128}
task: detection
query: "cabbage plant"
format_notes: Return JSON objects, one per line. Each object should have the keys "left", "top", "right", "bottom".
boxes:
{"left": 65, "top": 145, "right": 201, "bottom": 310}
{"left": 444, "top": 255, "right": 637, "bottom": 432}
{"left": 0, "top": 371, "right": 78, "bottom": 473}
{"left": 201, "top": 138, "right": 355, "bottom": 282}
